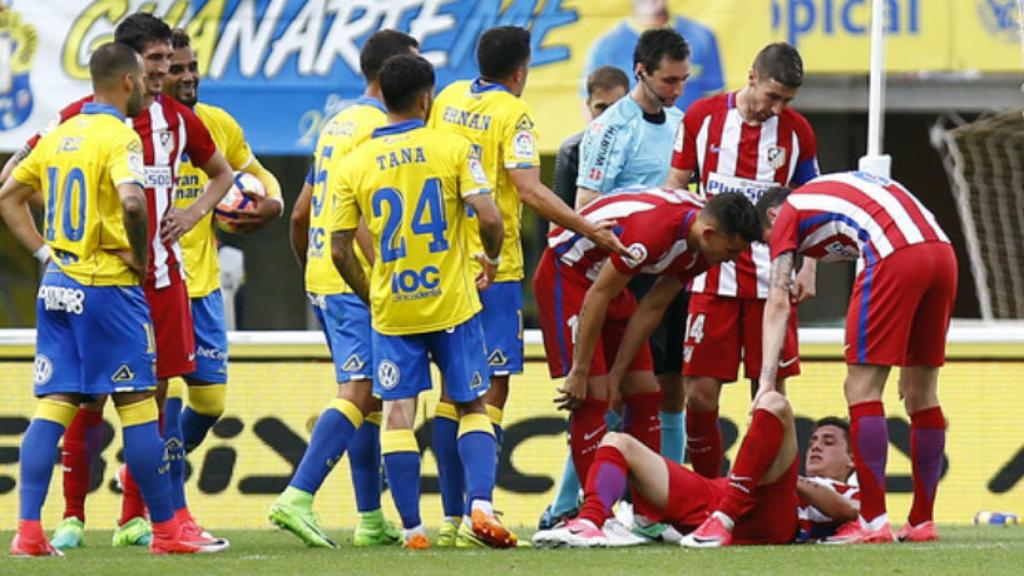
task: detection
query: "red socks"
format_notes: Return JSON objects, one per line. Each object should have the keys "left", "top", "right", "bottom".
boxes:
{"left": 579, "top": 445, "right": 629, "bottom": 527}
{"left": 850, "top": 401, "right": 889, "bottom": 523}
{"left": 623, "top": 391, "right": 661, "bottom": 453}
{"left": 61, "top": 408, "right": 103, "bottom": 522}
{"left": 716, "top": 408, "right": 785, "bottom": 522}
{"left": 571, "top": 398, "right": 609, "bottom": 481}
{"left": 686, "top": 407, "right": 722, "bottom": 478}
{"left": 908, "top": 406, "right": 945, "bottom": 526}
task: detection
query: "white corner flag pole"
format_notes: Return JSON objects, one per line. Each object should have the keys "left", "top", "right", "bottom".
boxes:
{"left": 859, "top": 0, "right": 891, "bottom": 178}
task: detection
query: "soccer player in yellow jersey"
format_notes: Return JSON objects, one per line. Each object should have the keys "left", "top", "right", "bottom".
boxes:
{"left": 427, "top": 27, "right": 628, "bottom": 541}
{"left": 331, "top": 53, "right": 515, "bottom": 550}
{"left": 270, "top": 30, "right": 418, "bottom": 549}
{"left": 0, "top": 42, "right": 220, "bottom": 556}
{"left": 161, "top": 26, "right": 282, "bottom": 469}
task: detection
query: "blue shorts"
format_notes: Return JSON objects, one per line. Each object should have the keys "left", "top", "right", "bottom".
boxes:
{"left": 479, "top": 281, "right": 524, "bottom": 377}
{"left": 34, "top": 267, "right": 156, "bottom": 400}
{"left": 186, "top": 289, "right": 229, "bottom": 384}
{"left": 372, "top": 315, "right": 490, "bottom": 402}
{"left": 310, "top": 292, "right": 372, "bottom": 383}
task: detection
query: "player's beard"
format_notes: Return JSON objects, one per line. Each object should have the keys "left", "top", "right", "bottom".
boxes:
{"left": 127, "top": 80, "right": 145, "bottom": 118}
{"left": 178, "top": 77, "right": 199, "bottom": 108}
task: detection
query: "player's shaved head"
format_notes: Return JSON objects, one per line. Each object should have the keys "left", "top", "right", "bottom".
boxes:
{"left": 477, "top": 26, "right": 531, "bottom": 80}
{"left": 380, "top": 54, "right": 435, "bottom": 115}
{"left": 753, "top": 42, "right": 804, "bottom": 88}
{"left": 90, "top": 42, "right": 142, "bottom": 89}
{"left": 114, "top": 12, "right": 172, "bottom": 53}
{"left": 702, "top": 192, "right": 761, "bottom": 243}
{"left": 361, "top": 30, "right": 419, "bottom": 83}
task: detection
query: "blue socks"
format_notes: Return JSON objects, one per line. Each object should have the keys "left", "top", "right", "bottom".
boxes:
{"left": 349, "top": 417, "right": 381, "bottom": 512}
{"left": 433, "top": 402, "right": 464, "bottom": 518}
{"left": 163, "top": 389, "right": 187, "bottom": 511}
{"left": 458, "top": 412, "right": 498, "bottom": 507}
{"left": 290, "top": 398, "right": 361, "bottom": 494}
{"left": 382, "top": 429, "right": 421, "bottom": 529}
{"left": 660, "top": 410, "right": 687, "bottom": 464}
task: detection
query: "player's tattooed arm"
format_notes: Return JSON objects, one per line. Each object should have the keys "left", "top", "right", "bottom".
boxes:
{"left": 118, "top": 183, "right": 150, "bottom": 282}
{"left": 332, "top": 229, "right": 369, "bottom": 305}
{"left": 797, "top": 477, "right": 859, "bottom": 523}
{"left": 754, "top": 251, "right": 796, "bottom": 407}
{"left": 0, "top": 144, "right": 31, "bottom": 184}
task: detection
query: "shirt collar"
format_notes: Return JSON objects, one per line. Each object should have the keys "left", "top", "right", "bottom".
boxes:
{"left": 372, "top": 119, "right": 425, "bottom": 138}
{"left": 470, "top": 78, "right": 511, "bottom": 95}
{"left": 81, "top": 102, "right": 125, "bottom": 121}
{"left": 355, "top": 95, "right": 386, "bottom": 113}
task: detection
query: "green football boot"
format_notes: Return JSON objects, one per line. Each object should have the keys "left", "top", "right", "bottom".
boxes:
{"left": 268, "top": 487, "right": 337, "bottom": 548}
{"left": 435, "top": 518, "right": 460, "bottom": 547}
{"left": 51, "top": 517, "right": 85, "bottom": 550}
{"left": 352, "top": 509, "right": 401, "bottom": 547}
{"left": 112, "top": 516, "right": 152, "bottom": 547}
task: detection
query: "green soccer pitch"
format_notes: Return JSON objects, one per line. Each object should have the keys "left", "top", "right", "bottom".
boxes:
{"left": 1, "top": 526, "right": 1023, "bottom": 575}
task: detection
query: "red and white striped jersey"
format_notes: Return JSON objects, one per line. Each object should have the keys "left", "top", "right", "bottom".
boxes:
{"left": 672, "top": 92, "right": 819, "bottom": 299}
{"left": 770, "top": 172, "right": 951, "bottom": 265}
{"left": 546, "top": 187, "right": 709, "bottom": 284}
{"left": 28, "top": 95, "right": 217, "bottom": 289}
{"left": 797, "top": 473, "right": 860, "bottom": 542}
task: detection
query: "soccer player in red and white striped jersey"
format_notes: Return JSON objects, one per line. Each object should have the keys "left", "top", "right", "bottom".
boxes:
{"left": 5, "top": 13, "right": 234, "bottom": 551}
{"left": 755, "top": 172, "right": 955, "bottom": 544}
{"left": 663, "top": 42, "right": 820, "bottom": 480}
{"left": 533, "top": 189, "right": 759, "bottom": 481}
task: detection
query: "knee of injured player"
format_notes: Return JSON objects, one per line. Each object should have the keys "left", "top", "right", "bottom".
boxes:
{"left": 684, "top": 377, "right": 723, "bottom": 412}
{"left": 600, "top": 431, "right": 639, "bottom": 454}
{"left": 336, "top": 379, "right": 378, "bottom": 415}
{"left": 751, "top": 390, "right": 791, "bottom": 420}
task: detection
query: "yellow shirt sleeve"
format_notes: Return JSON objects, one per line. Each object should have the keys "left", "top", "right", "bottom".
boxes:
{"left": 107, "top": 129, "right": 146, "bottom": 188}
{"left": 218, "top": 109, "right": 255, "bottom": 171}
{"left": 501, "top": 100, "right": 541, "bottom": 170}
{"left": 328, "top": 161, "right": 360, "bottom": 232}
{"left": 459, "top": 138, "right": 491, "bottom": 198}
{"left": 12, "top": 144, "right": 41, "bottom": 189}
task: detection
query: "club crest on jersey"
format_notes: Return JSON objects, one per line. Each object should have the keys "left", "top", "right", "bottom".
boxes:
{"left": 342, "top": 354, "right": 365, "bottom": 373}
{"left": 33, "top": 355, "right": 53, "bottom": 385}
{"left": 157, "top": 129, "right": 175, "bottom": 155}
{"left": 378, "top": 360, "right": 400, "bottom": 390}
{"left": 111, "top": 364, "right": 135, "bottom": 383}
{"left": 766, "top": 146, "right": 786, "bottom": 170}
{"left": 487, "top": 349, "right": 508, "bottom": 367}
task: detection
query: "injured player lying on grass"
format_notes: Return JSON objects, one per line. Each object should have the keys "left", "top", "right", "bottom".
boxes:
{"left": 533, "top": 391, "right": 862, "bottom": 547}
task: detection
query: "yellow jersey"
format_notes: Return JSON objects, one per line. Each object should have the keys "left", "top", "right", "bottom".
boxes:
{"left": 330, "top": 119, "right": 491, "bottom": 336}
{"left": 173, "top": 102, "right": 255, "bottom": 298}
{"left": 305, "top": 97, "right": 384, "bottom": 295}
{"left": 428, "top": 79, "right": 540, "bottom": 282}
{"left": 14, "top": 102, "right": 145, "bottom": 286}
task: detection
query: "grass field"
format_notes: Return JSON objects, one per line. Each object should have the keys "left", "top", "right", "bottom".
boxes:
{"left": 1, "top": 526, "right": 1022, "bottom": 575}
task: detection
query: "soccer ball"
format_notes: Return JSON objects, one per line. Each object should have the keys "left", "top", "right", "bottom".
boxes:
{"left": 215, "top": 172, "right": 266, "bottom": 233}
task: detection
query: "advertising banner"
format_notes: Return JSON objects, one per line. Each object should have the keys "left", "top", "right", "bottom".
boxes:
{"left": 0, "top": 1, "right": 1020, "bottom": 154}
{"left": 1, "top": 357, "right": 1021, "bottom": 529}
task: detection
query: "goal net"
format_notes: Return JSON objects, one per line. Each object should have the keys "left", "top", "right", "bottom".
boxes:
{"left": 931, "top": 110, "right": 1024, "bottom": 320}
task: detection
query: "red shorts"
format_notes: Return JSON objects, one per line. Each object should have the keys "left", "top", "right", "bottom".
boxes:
{"left": 846, "top": 242, "right": 957, "bottom": 367}
{"left": 633, "top": 457, "right": 799, "bottom": 545}
{"left": 533, "top": 250, "right": 653, "bottom": 378}
{"left": 144, "top": 277, "right": 196, "bottom": 379}
{"left": 683, "top": 293, "right": 800, "bottom": 382}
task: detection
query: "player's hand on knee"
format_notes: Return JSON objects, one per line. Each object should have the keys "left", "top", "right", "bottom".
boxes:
{"left": 555, "top": 370, "right": 588, "bottom": 411}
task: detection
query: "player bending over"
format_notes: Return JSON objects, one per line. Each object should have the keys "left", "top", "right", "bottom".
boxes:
{"left": 751, "top": 173, "right": 954, "bottom": 544}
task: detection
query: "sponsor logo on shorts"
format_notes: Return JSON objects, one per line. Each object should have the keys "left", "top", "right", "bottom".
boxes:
{"left": 196, "top": 345, "right": 227, "bottom": 361}
{"left": 778, "top": 357, "right": 799, "bottom": 368}
{"left": 38, "top": 285, "right": 85, "bottom": 314}
{"left": 111, "top": 364, "right": 135, "bottom": 383}
{"left": 470, "top": 371, "right": 484, "bottom": 389}
{"left": 378, "top": 360, "right": 400, "bottom": 390}
{"left": 342, "top": 354, "right": 365, "bottom": 373}
{"left": 582, "top": 424, "right": 608, "bottom": 442}
{"left": 487, "top": 349, "right": 508, "bottom": 367}
{"left": 33, "top": 355, "right": 53, "bottom": 385}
